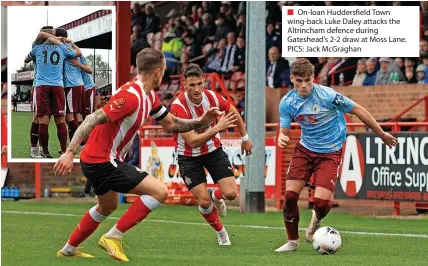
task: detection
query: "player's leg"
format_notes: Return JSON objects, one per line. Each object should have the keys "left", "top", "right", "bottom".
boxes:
{"left": 35, "top": 86, "right": 52, "bottom": 158}
{"left": 305, "top": 150, "right": 342, "bottom": 243}
{"left": 190, "top": 182, "right": 231, "bottom": 245}
{"left": 30, "top": 114, "right": 41, "bottom": 158}
{"left": 30, "top": 87, "right": 41, "bottom": 158}
{"left": 100, "top": 162, "right": 167, "bottom": 262}
{"left": 73, "top": 86, "right": 83, "bottom": 125}
{"left": 51, "top": 86, "right": 68, "bottom": 154}
{"left": 275, "top": 144, "right": 313, "bottom": 252}
{"left": 178, "top": 153, "right": 231, "bottom": 245}
{"left": 204, "top": 148, "right": 237, "bottom": 217}
{"left": 65, "top": 87, "right": 79, "bottom": 143}
{"left": 58, "top": 190, "right": 118, "bottom": 258}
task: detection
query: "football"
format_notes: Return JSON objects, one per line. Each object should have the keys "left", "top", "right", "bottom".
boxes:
{"left": 312, "top": 226, "right": 342, "bottom": 255}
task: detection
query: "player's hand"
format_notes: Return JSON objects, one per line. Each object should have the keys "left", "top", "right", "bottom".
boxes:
{"left": 278, "top": 133, "right": 290, "bottom": 148}
{"left": 241, "top": 139, "right": 253, "bottom": 156}
{"left": 54, "top": 151, "right": 74, "bottom": 176}
{"left": 380, "top": 132, "right": 397, "bottom": 148}
{"left": 214, "top": 112, "right": 237, "bottom": 132}
{"left": 200, "top": 107, "right": 224, "bottom": 125}
{"left": 69, "top": 58, "right": 80, "bottom": 67}
{"left": 1, "top": 145, "right": 7, "bottom": 155}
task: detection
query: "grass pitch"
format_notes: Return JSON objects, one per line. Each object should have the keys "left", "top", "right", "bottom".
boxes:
{"left": 2, "top": 201, "right": 428, "bottom": 266}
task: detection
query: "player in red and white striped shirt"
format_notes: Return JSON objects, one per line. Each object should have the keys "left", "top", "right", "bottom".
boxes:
{"left": 170, "top": 64, "right": 253, "bottom": 246}
{"left": 54, "top": 49, "right": 222, "bottom": 262}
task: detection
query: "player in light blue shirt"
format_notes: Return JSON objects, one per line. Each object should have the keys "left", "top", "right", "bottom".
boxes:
{"left": 69, "top": 55, "right": 94, "bottom": 119}
{"left": 275, "top": 58, "right": 397, "bottom": 253}
{"left": 25, "top": 29, "right": 81, "bottom": 158}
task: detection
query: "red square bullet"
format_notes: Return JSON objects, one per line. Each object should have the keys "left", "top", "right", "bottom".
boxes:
{"left": 287, "top": 9, "right": 293, "bottom": 15}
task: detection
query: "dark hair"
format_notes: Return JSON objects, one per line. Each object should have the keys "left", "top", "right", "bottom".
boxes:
{"left": 182, "top": 63, "right": 203, "bottom": 79}
{"left": 55, "top": 28, "right": 68, "bottom": 38}
{"left": 136, "top": 48, "right": 165, "bottom": 74}
{"left": 290, "top": 58, "right": 314, "bottom": 77}
{"left": 40, "top": 26, "right": 54, "bottom": 30}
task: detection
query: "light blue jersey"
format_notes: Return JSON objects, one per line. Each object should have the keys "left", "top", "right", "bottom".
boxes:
{"left": 80, "top": 56, "right": 95, "bottom": 91}
{"left": 63, "top": 43, "right": 84, "bottom": 87}
{"left": 29, "top": 43, "right": 75, "bottom": 87}
{"left": 279, "top": 83, "right": 355, "bottom": 153}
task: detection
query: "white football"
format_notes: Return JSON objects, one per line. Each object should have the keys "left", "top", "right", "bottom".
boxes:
{"left": 312, "top": 226, "right": 342, "bottom": 255}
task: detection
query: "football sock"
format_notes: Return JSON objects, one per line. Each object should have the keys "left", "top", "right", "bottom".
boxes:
{"left": 66, "top": 120, "right": 79, "bottom": 142}
{"left": 65, "top": 206, "right": 107, "bottom": 253}
{"left": 199, "top": 201, "right": 224, "bottom": 232}
{"left": 114, "top": 195, "right": 161, "bottom": 234}
{"left": 314, "top": 198, "right": 331, "bottom": 220}
{"left": 30, "top": 122, "right": 39, "bottom": 147}
{"left": 283, "top": 191, "right": 300, "bottom": 241}
{"left": 38, "top": 123, "right": 49, "bottom": 155}
{"left": 212, "top": 188, "right": 227, "bottom": 201}
{"left": 56, "top": 122, "right": 68, "bottom": 153}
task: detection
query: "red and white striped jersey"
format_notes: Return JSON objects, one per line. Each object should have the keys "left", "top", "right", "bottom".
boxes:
{"left": 170, "top": 89, "right": 230, "bottom": 157}
{"left": 81, "top": 80, "right": 168, "bottom": 163}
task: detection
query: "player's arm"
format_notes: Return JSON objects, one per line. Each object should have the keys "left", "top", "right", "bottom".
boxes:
{"left": 66, "top": 108, "right": 110, "bottom": 155}
{"left": 176, "top": 104, "right": 237, "bottom": 148}
{"left": 226, "top": 102, "right": 253, "bottom": 155}
{"left": 70, "top": 43, "right": 82, "bottom": 57}
{"left": 24, "top": 55, "right": 32, "bottom": 63}
{"left": 33, "top": 30, "right": 56, "bottom": 45}
{"left": 348, "top": 103, "right": 397, "bottom": 147}
{"left": 70, "top": 58, "right": 93, "bottom": 74}
{"left": 278, "top": 98, "right": 291, "bottom": 148}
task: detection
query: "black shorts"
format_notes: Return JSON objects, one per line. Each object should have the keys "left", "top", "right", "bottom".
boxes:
{"left": 81, "top": 159, "right": 148, "bottom": 196}
{"left": 177, "top": 148, "right": 234, "bottom": 190}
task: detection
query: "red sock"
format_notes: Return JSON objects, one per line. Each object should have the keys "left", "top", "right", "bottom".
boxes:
{"left": 213, "top": 188, "right": 226, "bottom": 201}
{"left": 116, "top": 195, "right": 161, "bottom": 233}
{"left": 38, "top": 123, "right": 49, "bottom": 155}
{"left": 30, "top": 122, "right": 39, "bottom": 147}
{"left": 199, "top": 203, "right": 223, "bottom": 232}
{"left": 283, "top": 191, "right": 300, "bottom": 241}
{"left": 67, "top": 120, "right": 79, "bottom": 141}
{"left": 314, "top": 198, "right": 332, "bottom": 220}
{"left": 56, "top": 122, "right": 68, "bottom": 153}
{"left": 68, "top": 206, "right": 106, "bottom": 247}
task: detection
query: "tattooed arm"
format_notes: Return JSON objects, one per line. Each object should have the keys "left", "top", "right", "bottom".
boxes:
{"left": 157, "top": 107, "right": 224, "bottom": 133}
{"left": 66, "top": 109, "right": 110, "bottom": 154}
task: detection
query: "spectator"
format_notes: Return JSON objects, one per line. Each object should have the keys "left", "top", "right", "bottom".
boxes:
{"left": 404, "top": 66, "right": 417, "bottom": 83}
{"left": 416, "top": 64, "right": 426, "bottom": 84}
{"left": 141, "top": 3, "right": 161, "bottom": 37}
{"left": 236, "top": 12, "right": 246, "bottom": 38}
{"left": 266, "top": 46, "right": 289, "bottom": 89}
{"left": 225, "top": 6, "right": 237, "bottom": 32}
{"left": 204, "top": 38, "right": 227, "bottom": 73}
{"left": 314, "top": 57, "right": 339, "bottom": 85}
{"left": 232, "top": 36, "right": 245, "bottom": 73}
{"left": 421, "top": 52, "right": 428, "bottom": 83}
{"left": 196, "top": 7, "right": 204, "bottom": 28}
{"left": 394, "top": 57, "right": 405, "bottom": 75}
{"left": 183, "top": 34, "right": 202, "bottom": 64}
{"left": 199, "top": 13, "right": 216, "bottom": 45}
{"left": 314, "top": 57, "right": 327, "bottom": 78}
{"left": 161, "top": 27, "right": 184, "bottom": 73}
{"left": 420, "top": 40, "right": 428, "bottom": 55}
{"left": 190, "top": 5, "right": 200, "bottom": 24}
{"left": 214, "top": 13, "right": 231, "bottom": 43}
{"left": 375, "top": 57, "right": 392, "bottom": 85}
{"left": 219, "top": 32, "right": 236, "bottom": 74}
{"left": 363, "top": 58, "right": 378, "bottom": 86}
{"left": 131, "top": 3, "right": 145, "bottom": 31}
{"left": 352, "top": 58, "right": 367, "bottom": 86}
{"left": 266, "top": 22, "right": 281, "bottom": 56}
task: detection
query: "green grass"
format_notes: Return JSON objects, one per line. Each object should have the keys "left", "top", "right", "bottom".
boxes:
{"left": 11, "top": 111, "right": 64, "bottom": 159}
{"left": 2, "top": 201, "right": 428, "bottom": 266}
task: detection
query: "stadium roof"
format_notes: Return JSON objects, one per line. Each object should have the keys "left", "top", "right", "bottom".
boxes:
{"left": 58, "top": 9, "right": 112, "bottom": 50}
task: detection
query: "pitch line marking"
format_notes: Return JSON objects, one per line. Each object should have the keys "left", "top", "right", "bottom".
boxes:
{"left": 2, "top": 210, "right": 428, "bottom": 239}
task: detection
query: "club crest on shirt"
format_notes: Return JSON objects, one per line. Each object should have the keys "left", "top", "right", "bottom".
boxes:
{"left": 113, "top": 98, "right": 126, "bottom": 109}
{"left": 312, "top": 104, "right": 320, "bottom": 113}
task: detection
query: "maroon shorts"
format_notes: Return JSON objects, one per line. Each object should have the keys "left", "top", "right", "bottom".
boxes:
{"left": 82, "top": 87, "right": 96, "bottom": 115}
{"left": 286, "top": 142, "right": 342, "bottom": 192}
{"left": 65, "top": 85, "right": 84, "bottom": 114}
{"left": 34, "top": 85, "right": 66, "bottom": 116}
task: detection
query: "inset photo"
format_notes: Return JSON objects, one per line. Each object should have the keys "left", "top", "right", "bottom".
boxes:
{"left": 7, "top": 5, "right": 115, "bottom": 162}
